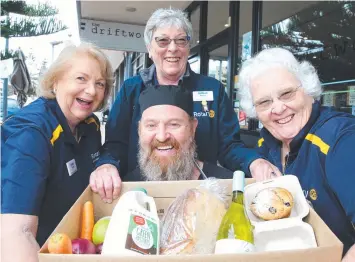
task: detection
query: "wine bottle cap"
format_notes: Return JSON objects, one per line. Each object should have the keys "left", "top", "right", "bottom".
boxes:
{"left": 233, "top": 170, "right": 245, "bottom": 192}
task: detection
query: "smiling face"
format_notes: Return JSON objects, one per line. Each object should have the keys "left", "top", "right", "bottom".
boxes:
{"left": 138, "top": 105, "right": 198, "bottom": 180}
{"left": 54, "top": 53, "right": 106, "bottom": 130}
{"left": 148, "top": 26, "right": 189, "bottom": 82}
{"left": 250, "top": 67, "right": 314, "bottom": 144}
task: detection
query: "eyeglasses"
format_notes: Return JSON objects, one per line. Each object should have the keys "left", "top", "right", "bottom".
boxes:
{"left": 253, "top": 85, "right": 301, "bottom": 112}
{"left": 154, "top": 36, "right": 191, "bottom": 48}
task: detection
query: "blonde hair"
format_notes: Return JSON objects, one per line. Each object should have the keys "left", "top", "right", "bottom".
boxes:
{"left": 39, "top": 42, "right": 114, "bottom": 111}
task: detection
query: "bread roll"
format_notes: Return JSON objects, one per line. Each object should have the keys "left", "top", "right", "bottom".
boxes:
{"left": 160, "top": 188, "right": 227, "bottom": 255}
{"left": 250, "top": 187, "right": 294, "bottom": 221}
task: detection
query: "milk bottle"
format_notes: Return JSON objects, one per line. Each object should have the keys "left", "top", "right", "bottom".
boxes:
{"left": 102, "top": 188, "right": 159, "bottom": 255}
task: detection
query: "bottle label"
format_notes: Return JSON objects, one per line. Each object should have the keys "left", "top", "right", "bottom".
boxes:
{"left": 215, "top": 239, "right": 255, "bottom": 254}
{"left": 125, "top": 210, "right": 158, "bottom": 255}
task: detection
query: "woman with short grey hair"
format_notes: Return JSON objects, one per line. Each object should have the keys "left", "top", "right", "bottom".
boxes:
{"left": 90, "top": 8, "right": 281, "bottom": 201}
{"left": 237, "top": 47, "right": 355, "bottom": 260}
{"left": 238, "top": 47, "right": 322, "bottom": 117}
{"left": 144, "top": 8, "right": 193, "bottom": 47}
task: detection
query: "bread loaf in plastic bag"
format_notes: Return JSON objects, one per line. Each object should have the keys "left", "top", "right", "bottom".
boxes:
{"left": 160, "top": 178, "right": 228, "bottom": 255}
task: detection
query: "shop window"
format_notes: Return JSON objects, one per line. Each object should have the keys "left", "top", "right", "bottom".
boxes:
{"left": 320, "top": 82, "right": 355, "bottom": 115}
{"left": 132, "top": 52, "right": 146, "bottom": 76}
{"left": 208, "top": 45, "right": 228, "bottom": 90}
{"left": 261, "top": 1, "right": 355, "bottom": 113}
{"left": 238, "top": 1, "right": 253, "bottom": 69}
{"left": 235, "top": 1, "right": 254, "bottom": 130}
{"left": 207, "top": 1, "right": 229, "bottom": 39}
{"left": 190, "top": 7, "right": 200, "bottom": 48}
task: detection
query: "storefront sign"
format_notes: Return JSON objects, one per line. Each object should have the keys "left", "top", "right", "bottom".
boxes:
{"left": 80, "top": 19, "right": 146, "bottom": 53}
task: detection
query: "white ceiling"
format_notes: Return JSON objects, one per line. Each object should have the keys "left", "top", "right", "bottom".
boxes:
{"left": 101, "top": 49, "right": 124, "bottom": 69}
{"left": 79, "top": 1, "right": 192, "bottom": 26}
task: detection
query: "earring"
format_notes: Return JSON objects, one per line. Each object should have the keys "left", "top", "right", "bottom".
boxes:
{"left": 53, "top": 88, "right": 57, "bottom": 95}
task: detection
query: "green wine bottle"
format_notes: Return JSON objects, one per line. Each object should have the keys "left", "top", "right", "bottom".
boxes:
{"left": 215, "top": 170, "right": 255, "bottom": 254}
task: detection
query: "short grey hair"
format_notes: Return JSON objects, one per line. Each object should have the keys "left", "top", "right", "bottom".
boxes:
{"left": 238, "top": 47, "right": 323, "bottom": 117}
{"left": 144, "top": 8, "right": 193, "bottom": 47}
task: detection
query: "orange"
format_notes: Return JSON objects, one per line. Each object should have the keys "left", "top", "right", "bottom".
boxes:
{"left": 48, "top": 233, "right": 72, "bottom": 254}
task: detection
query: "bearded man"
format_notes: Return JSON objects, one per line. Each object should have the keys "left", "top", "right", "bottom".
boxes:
{"left": 125, "top": 85, "right": 233, "bottom": 181}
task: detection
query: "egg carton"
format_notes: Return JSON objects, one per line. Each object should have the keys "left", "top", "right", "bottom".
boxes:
{"left": 244, "top": 175, "right": 317, "bottom": 252}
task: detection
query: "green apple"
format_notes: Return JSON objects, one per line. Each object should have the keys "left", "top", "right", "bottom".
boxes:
{"left": 92, "top": 216, "right": 111, "bottom": 245}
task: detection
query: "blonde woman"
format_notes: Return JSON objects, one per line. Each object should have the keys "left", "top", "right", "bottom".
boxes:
{"left": 1, "top": 42, "right": 113, "bottom": 261}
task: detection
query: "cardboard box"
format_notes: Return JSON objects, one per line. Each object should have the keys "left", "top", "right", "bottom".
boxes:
{"left": 39, "top": 179, "right": 343, "bottom": 262}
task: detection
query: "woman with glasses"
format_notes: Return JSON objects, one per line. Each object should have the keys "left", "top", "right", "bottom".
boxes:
{"left": 1, "top": 43, "right": 113, "bottom": 261}
{"left": 238, "top": 47, "right": 355, "bottom": 261}
{"left": 90, "top": 8, "right": 280, "bottom": 201}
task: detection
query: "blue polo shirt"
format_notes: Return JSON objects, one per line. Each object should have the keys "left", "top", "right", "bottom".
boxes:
{"left": 1, "top": 97, "right": 101, "bottom": 246}
{"left": 258, "top": 101, "right": 355, "bottom": 255}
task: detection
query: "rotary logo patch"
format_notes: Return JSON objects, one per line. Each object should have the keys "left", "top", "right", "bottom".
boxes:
{"left": 209, "top": 110, "right": 215, "bottom": 118}
{"left": 310, "top": 188, "right": 318, "bottom": 201}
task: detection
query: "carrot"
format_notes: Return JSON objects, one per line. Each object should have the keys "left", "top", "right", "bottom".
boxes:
{"left": 80, "top": 201, "right": 94, "bottom": 241}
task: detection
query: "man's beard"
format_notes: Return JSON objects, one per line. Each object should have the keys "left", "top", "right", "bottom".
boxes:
{"left": 138, "top": 137, "right": 197, "bottom": 181}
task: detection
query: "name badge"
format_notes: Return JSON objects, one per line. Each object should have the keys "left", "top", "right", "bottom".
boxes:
{"left": 193, "top": 91, "right": 214, "bottom": 102}
{"left": 66, "top": 159, "right": 78, "bottom": 176}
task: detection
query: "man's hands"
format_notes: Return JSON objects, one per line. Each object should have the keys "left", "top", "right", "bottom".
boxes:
{"left": 89, "top": 159, "right": 280, "bottom": 201}
{"left": 249, "top": 158, "right": 282, "bottom": 181}
{"left": 89, "top": 164, "right": 122, "bottom": 203}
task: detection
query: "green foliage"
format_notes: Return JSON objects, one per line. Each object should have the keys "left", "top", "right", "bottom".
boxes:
{"left": 260, "top": 1, "right": 355, "bottom": 82}
{"left": 1, "top": 16, "right": 67, "bottom": 38}
{"left": 1, "top": 0, "right": 59, "bottom": 16}
{"left": 0, "top": 0, "right": 67, "bottom": 98}
{"left": 0, "top": 49, "right": 16, "bottom": 60}
{"left": 0, "top": 0, "right": 26, "bottom": 16}
{"left": 1, "top": 0, "right": 67, "bottom": 39}
{"left": 23, "top": 2, "right": 59, "bottom": 16}
{"left": 260, "top": 1, "right": 355, "bottom": 55}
